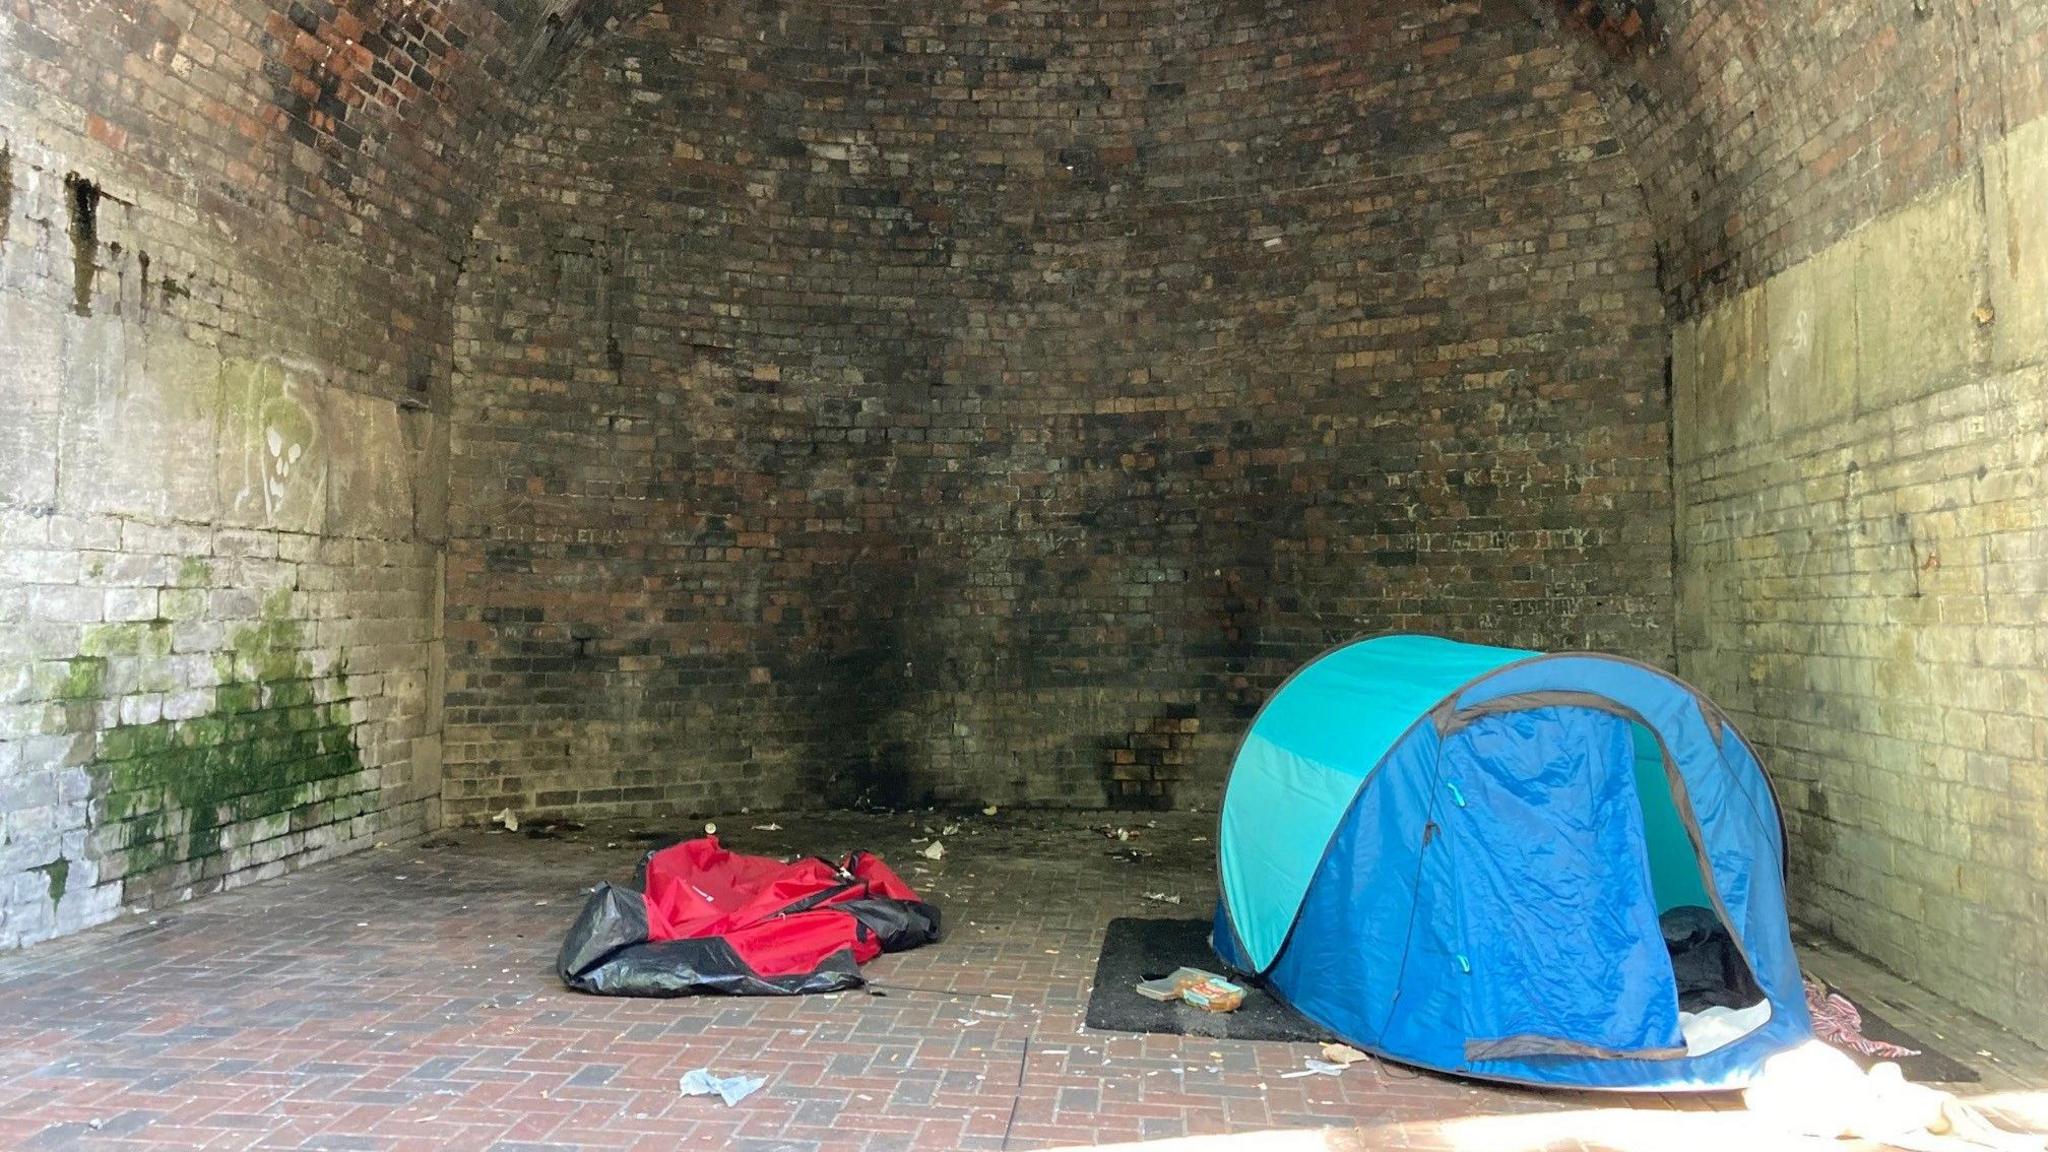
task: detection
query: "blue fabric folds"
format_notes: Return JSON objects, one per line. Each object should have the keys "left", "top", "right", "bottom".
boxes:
{"left": 1432, "top": 707, "right": 1681, "bottom": 1057}
{"left": 1212, "top": 636, "right": 1812, "bottom": 1090}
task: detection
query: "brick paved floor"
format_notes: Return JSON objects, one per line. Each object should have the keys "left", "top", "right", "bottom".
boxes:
{"left": 0, "top": 811, "right": 2041, "bottom": 1151}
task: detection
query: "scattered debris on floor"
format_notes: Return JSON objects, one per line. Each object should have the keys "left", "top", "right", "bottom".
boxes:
{"left": 679, "top": 1068, "right": 765, "bottom": 1107}
{"left": 1280, "top": 1058, "right": 1350, "bottom": 1079}
{"left": 751, "top": 822, "right": 781, "bottom": 831}
{"left": 492, "top": 808, "right": 519, "bottom": 832}
{"left": 1142, "top": 892, "right": 1182, "bottom": 905}
{"left": 9, "top": 808, "right": 2033, "bottom": 1152}
{"left": 983, "top": 804, "right": 999, "bottom": 815}
{"left": 1320, "top": 1042, "right": 1369, "bottom": 1067}
{"left": 1105, "top": 847, "right": 1151, "bottom": 863}
{"left": 921, "top": 840, "right": 945, "bottom": 860}
{"left": 521, "top": 819, "right": 584, "bottom": 839}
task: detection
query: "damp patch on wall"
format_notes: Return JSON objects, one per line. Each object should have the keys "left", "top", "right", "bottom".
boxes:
{"left": 58, "top": 593, "right": 367, "bottom": 895}
{"left": 65, "top": 172, "right": 101, "bottom": 315}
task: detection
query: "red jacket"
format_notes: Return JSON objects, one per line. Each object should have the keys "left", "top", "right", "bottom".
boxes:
{"left": 559, "top": 837, "right": 941, "bottom": 996}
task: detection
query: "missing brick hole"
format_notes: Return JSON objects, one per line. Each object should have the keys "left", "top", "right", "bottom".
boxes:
{"left": 65, "top": 173, "right": 102, "bottom": 316}
{"left": 1555, "top": 0, "right": 1661, "bottom": 61}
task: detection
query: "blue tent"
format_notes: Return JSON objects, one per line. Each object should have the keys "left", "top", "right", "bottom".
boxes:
{"left": 1211, "top": 634, "right": 1812, "bottom": 1090}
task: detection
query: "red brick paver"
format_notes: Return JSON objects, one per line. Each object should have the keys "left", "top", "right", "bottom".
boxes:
{"left": 0, "top": 812, "right": 2029, "bottom": 1151}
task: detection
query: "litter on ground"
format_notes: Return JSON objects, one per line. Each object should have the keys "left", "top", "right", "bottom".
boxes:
{"left": 1134, "top": 967, "right": 1244, "bottom": 1012}
{"left": 679, "top": 1068, "right": 765, "bottom": 1106}
{"left": 1280, "top": 1059, "right": 1348, "bottom": 1079}
{"left": 1320, "top": 1042, "right": 1369, "bottom": 1067}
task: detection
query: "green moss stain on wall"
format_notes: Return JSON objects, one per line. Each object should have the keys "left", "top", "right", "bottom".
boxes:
{"left": 50, "top": 657, "right": 107, "bottom": 701}
{"left": 34, "top": 856, "right": 70, "bottom": 904}
{"left": 74, "top": 591, "right": 364, "bottom": 882}
{"left": 82, "top": 620, "right": 173, "bottom": 659}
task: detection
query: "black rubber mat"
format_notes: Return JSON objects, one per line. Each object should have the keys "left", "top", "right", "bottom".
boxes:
{"left": 1084, "top": 917, "right": 1326, "bottom": 1042}
{"left": 1085, "top": 919, "right": 1981, "bottom": 1082}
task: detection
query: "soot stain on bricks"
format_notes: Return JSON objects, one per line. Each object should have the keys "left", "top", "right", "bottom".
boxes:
{"left": 439, "top": 0, "right": 1678, "bottom": 820}
{"left": 65, "top": 173, "right": 101, "bottom": 315}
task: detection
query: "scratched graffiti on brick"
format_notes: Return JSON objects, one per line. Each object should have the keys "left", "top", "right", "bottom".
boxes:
{"left": 218, "top": 358, "right": 328, "bottom": 532}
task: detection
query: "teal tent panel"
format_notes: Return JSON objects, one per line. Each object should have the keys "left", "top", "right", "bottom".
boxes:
{"left": 1630, "top": 722, "right": 1711, "bottom": 912}
{"left": 1216, "top": 732, "right": 1361, "bottom": 969}
{"left": 1218, "top": 634, "right": 1534, "bottom": 972}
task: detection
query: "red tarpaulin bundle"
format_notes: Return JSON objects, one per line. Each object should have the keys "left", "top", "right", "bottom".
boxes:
{"left": 557, "top": 837, "right": 942, "bottom": 996}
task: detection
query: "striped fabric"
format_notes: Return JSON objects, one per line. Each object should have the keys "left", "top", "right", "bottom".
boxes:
{"left": 1803, "top": 975, "right": 1919, "bottom": 1059}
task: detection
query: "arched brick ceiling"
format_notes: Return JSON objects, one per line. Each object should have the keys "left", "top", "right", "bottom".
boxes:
{"left": 7, "top": 0, "right": 2041, "bottom": 339}
{"left": 1532, "top": 0, "right": 2041, "bottom": 315}
{"left": 0, "top": 0, "right": 611, "bottom": 395}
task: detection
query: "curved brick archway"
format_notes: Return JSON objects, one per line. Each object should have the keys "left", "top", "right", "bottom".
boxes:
{"left": 5, "top": 0, "right": 2048, "bottom": 1049}
{"left": 519, "top": 0, "right": 2023, "bottom": 320}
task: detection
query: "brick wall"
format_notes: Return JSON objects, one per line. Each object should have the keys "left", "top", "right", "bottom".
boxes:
{"left": 443, "top": 0, "right": 1673, "bottom": 822}
{"left": 0, "top": 0, "right": 581, "bottom": 944}
{"left": 1554, "top": 0, "right": 2048, "bottom": 1040}
{"left": 1674, "top": 113, "right": 2048, "bottom": 1041}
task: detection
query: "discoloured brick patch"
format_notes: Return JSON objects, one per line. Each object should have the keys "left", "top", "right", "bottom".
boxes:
{"left": 445, "top": 0, "right": 1674, "bottom": 823}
